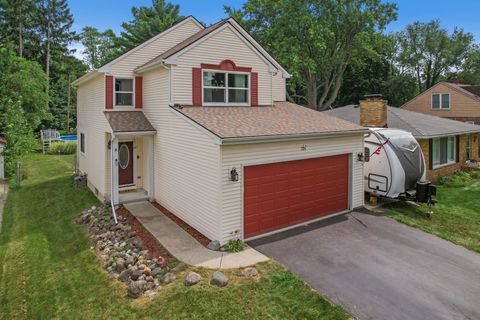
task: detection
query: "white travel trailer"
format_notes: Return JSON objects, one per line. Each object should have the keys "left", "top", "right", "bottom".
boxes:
{"left": 364, "top": 128, "right": 426, "bottom": 198}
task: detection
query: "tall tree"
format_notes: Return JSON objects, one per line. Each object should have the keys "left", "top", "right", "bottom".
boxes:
{"left": 395, "top": 20, "right": 474, "bottom": 91}
{"left": 227, "top": 0, "right": 397, "bottom": 110}
{"left": 0, "top": 0, "right": 39, "bottom": 57}
{"left": 37, "top": 0, "right": 76, "bottom": 104}
{"left": 114, "top": 0, "right": 184, "bottom": 55}
{"left": 80, "top": 27, "right": 116, "bottom": 69}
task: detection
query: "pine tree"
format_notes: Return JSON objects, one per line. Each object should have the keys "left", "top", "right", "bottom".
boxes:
{"left": 115, "top": 0, "right": 184, "bottom": 54}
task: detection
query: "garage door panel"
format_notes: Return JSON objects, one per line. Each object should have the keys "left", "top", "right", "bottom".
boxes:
{"left": 244, "top": 154, "right": 349, "bottom": 238}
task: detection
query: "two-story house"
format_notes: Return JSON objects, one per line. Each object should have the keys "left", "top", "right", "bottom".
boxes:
{"left": 73, "top": 16, "right": 367, "bottom": 244}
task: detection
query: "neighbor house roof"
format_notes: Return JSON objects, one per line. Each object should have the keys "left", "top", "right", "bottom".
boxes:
{"left": 325, "top": 105, "right": 480, "bottom": 138}
{"left": 104, "top": 111, "right": 156, "bottom": 133}
{"left": 172, "top": 102, "right": 367, "bottom": 144}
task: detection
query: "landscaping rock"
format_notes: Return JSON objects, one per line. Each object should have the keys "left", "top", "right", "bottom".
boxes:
{"left": 241, "top": 267, "right": 258, "bottom": 278}
{"left": 143, "top": 266, "right": 151, "bottom": 276}
{"left": 207, "top": 240, "right": 221, "bottom": 251}
{"left": 118, "top": 269, "right": 133, "bottom": 283}
{"left": 184, "top": 272, "right": 201, "bottom": 286}
{"left": 115, "top": 258, "right": 126, "bottom": 272}
{"left": 210, "top": 271, "right": 228, "bottom": 287}
{"left": 130, "top": 269, "right": 144, "bottom": 281}
{"left": 128, "top": 280, "right": 146, "bottom": 298}
{"left": 151, "top": 268, "right": 162, "bottom": 278}
{"left": 163, "top": 272, "right": 176, "bottom": 284}
{"left": 144, "top": 290, "right": 158, "bottom": 299}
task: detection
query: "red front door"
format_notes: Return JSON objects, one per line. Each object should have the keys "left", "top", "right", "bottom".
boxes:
{"left": 118, "top": 141, "right": 134, "bottom": 186}
{"left": 244, "top": 154, "right": 349, "bottom": 238}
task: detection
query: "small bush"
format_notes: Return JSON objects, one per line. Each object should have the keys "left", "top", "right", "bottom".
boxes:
{"left": 48, "top": 141, "right": 77, "bottom": 155}
{"left": 470, "top": 170, "right": 480, "bottom": 180}
{"left": 223, "top": 239, "right": 246, "bottom": 253}
{"left": 437, "top": 172, "right": 472, "bottom": 187}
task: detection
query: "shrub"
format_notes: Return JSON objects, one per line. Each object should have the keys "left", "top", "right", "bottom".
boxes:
{"left": 470, "top": 170, "right": 480, "bottom": 180}
{"left": 48, "top": 141, "right": 77, "bottom": 155}
{"left": 223, "top": 239, "right": 246, "bottom": 253}
{"left": 437, "top": 172, "right": 472, "bottom": 187}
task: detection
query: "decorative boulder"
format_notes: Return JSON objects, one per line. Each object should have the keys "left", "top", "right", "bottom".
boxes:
{"left": 118, "top": 269, "right": 133, "bottom": 283}
{"left": 207, "top": 240, "right": 221, "bottom": 251}
{"left": 241, "top": 267, "right": 258, "bottom": 278}
{"left": 184, "top": 272, "right": 201, "bottom": 286}
{"left": 210, "top": 271, "right": 228, "bottom": 287}
{"left": 130, "top": 269, "right": 144, "bottom": 281}
{"left": 127, "top": 280, "right": 146, "bottom": 298}
{"left": 163, "top": 272, "right": 176, "bottom": 284}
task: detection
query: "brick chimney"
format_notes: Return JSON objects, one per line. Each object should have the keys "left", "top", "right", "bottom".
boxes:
{"left": 359, "top": 94, "right": 388, "bottom": 127}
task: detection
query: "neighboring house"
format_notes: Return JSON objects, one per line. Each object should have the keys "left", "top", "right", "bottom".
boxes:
{"left": 0, "top": 137, "right": 5, "bottom": 180}
{"left": 402, "top": 81, "right": 480, "bottom": 125}
{"left": 326, "top": 96, "right": 480, "bottom": 181}
{"left": 73, "top": 16, "right": 367, "bottom": 244}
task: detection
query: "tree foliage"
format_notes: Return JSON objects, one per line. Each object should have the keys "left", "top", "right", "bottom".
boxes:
{"left": 227, "top": 0, "right": 397, "bottom": 110}
{"left": 80, "top": 27, "right": 116, "bottom": 69}
{"left": 114, "top": 0, "right": 184, "bottom": 56}
{"left": 0, "top": 46, "right": 50, "bottom": 130}
{"left": 395, "top": 20, "right": 475, "bottom": 91}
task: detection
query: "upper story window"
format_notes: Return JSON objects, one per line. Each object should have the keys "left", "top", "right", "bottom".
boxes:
{"left": 203, "top": 71, "right": 249, "bottom": 105}
{"left": 432, "top": 93, "right": 450, "bottom": 109}
{"left": 115, "top": 78, "right": 134, "bottom": 106}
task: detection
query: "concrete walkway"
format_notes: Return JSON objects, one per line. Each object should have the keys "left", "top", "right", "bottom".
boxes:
{"left": 124, "top": 201, "right": 269, "bottom": 269}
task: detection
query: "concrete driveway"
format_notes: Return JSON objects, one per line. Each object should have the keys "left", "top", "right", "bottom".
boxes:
{"left": 248, "top": 211, "right": 480, "bottom": 320}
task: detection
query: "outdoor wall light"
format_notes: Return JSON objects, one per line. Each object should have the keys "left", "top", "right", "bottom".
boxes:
{"left": 107, "top": 140, "right": 112, "bottom": 150}
{"left": 357, "top": 152, "right": 364, "bottom": 162}
{"left": 230, "top": 167, "right": 239, "bottom": 182}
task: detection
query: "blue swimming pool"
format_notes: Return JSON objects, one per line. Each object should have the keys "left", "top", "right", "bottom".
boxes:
{"left": 59, "top": 135, "right": 77, "bottom": 141}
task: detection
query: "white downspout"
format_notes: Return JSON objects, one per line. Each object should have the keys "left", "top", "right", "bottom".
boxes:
{"left": 110, "top": 134, "right": 118, "bottom": 224}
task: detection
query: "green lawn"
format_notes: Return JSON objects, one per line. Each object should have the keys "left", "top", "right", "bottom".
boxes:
{"left": 385, "top": 172, "right": 480, "bottom": 253}
{"left": 0, "top": 154, "right": 349, "bottom": 320}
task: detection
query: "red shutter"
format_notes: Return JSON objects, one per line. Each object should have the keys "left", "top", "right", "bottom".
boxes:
{"left": 251, "top": 72, "right": 258, "bottom": 106}
{"left": 135, "top": 76, "right": 143, "bottom": 108}
{"left": 105, "top": 75, "right": 113, "bottom": 109}
{"left": 192, "top": 68, "right": 202, "bottom": 106}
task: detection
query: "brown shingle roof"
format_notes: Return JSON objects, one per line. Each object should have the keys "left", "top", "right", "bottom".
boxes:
{"left": 135, "top": 19, "right": 228, "bottom": 72}
{"left": 173, "top": 102, "right": 366, "bottom": 140}
{"left": 104, "top": 111, "right": 156, "bottom": 133}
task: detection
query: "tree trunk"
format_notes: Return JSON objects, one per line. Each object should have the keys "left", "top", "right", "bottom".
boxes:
{"left": 46, "top": 20, "right": 51, "bottom": 109}
{"left": 66, "top": 74, "right": 71, "bottom": 133}
{"left": 18, "top": 8, "right": 23, "bottom": 57}
{"left": 305, "top": 71, "right": 318, "bottom": 109}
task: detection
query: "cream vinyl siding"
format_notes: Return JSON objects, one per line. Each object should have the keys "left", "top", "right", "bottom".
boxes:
{"left": 272, "top": 72, "right": 286, "bottom": 102}
{"left": 142, "top": 67, "right": 223, "bottom": 241}
{"left": 220, "top": 135, "right": 364, "bottom": 242}
{"left": 108, "top": 19, "right": 202, "bottom": 77}
{"left": 77, "top": 74, "right": 111, "bottom": 199}
{"left": 172, "top": 26, "right": 287, "bottom": 106}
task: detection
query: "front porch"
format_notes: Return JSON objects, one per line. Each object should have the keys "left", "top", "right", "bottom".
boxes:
{"left": 104, "top": 111, "right": 156, "bottom": 206}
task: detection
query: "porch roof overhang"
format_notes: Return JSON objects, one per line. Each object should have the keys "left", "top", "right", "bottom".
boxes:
{"left": 104, "top": 111, "right": 156, "bottom": 135}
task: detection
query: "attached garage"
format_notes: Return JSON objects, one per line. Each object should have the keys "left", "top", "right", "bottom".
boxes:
{"left": 174, "top": 101, "right": 367, "bottom": 244}
{"left": 244, "top": 154, "right": 349, "bottom": 238}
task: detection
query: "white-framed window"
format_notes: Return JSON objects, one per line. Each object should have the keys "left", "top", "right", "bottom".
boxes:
{"left": 202, "top": 70, "right": 249, "bottom": 105}
{"left": 432, "top": 93, "right": 450, "bottom": 109}
{"left": 115, "top": 78, "right": 134, "bottom": 106}
{"left": 80, "top": 132, "right": 86, "bottom": 155}
{"left": 431, "top": 136, "right": 456, "bottom": 168}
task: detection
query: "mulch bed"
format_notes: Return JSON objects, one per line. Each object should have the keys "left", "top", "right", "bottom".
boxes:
{"left": 152, "top": 202, "right": 211, "bottom": 247}
{"left": 116, "top": 205, "right": 173, "bottom": 264}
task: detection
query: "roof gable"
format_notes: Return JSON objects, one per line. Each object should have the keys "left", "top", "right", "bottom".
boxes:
{"left": 98, "top": 16, "right": 204, "bottom": 73}
{"left": 402, "top": 81, "right": 480, "bottom": 108}
{"left": 136, "top": 18, "right": 290, "bottom": 77}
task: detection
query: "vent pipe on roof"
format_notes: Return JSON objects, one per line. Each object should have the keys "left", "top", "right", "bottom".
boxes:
{"left": 360, "top": 94, "right": 388, "bottom": 128}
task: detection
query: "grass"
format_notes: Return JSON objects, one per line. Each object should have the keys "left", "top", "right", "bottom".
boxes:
{"left": 384, "top": 171, "right": 480, "bottom": 253}
{"left": 0, "top": 153, "right": 349, "bottom": 319}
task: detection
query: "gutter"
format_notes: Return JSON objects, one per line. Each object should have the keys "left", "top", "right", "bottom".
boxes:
{"left": 110, "top": 133, "right": 118, "bottom": 224}
{"left": 414, "top": 130, "right": 480, "bottom": 140}
{"left": 219, "top": 129, "right": 369, "bottom": 145}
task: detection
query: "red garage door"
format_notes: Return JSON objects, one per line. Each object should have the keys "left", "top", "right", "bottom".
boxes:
{"left": 244, "top": 154, "right": 349, "bottom": 238}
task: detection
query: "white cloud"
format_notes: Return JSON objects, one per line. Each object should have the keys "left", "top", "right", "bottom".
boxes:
{"left": 69, "top": 41, "right": 85, "bottom": 61}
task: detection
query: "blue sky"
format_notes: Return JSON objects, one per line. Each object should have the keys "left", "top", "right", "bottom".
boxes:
{"left": 68, "top": 0, "right": 480, "bottom": 57}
